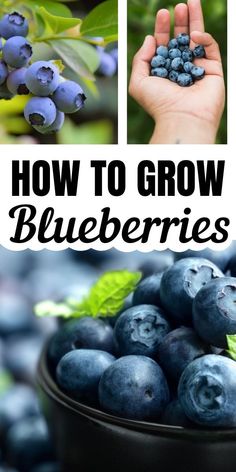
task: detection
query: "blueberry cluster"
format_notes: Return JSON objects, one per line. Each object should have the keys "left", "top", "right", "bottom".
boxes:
{"left": 48, "top": 247, "right": 236, "bottom": 429}
{"left": 150, "top": 33, "right": 206, "bottom": 87}
{"left": 0, "top": 11, "right": 86, "bottom": 134}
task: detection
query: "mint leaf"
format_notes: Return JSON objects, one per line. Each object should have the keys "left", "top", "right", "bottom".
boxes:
{"left": 34, "top": 270, "right": 141, "bottom": 320}
{"left": 88, "top": 270, "right": 141, "bottom": 317}
{"left": 226, "top": 335, "right": 236, "bottom": 360}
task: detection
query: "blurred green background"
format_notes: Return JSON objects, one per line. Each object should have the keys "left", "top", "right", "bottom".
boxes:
{"left": 128, "top": 0, "right": 227, "bottom": 144}
{"left": 0, "top": 0, "right": 118, "bottom": 145}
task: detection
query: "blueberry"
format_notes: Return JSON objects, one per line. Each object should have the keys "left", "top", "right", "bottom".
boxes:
{"left": 4, "top": 335, "right": 44, "bottom": 383}
{"left": 99, "top": 355, "right": 170, "bottom": 420}
{"left": 182, "top": 48, "right": 193, "bottom": 62}
{"left": 0, "top": 12, "right": 29, "bottom": 39}
{"left": 3, "top": 36, "right": 32, "bottom": 68}
{"left": 25, "top": 61, "right": 60, "bottom": 97}
{"left": 157, "top": 327, "right": 209, "bottom": 383}
{"left": 133, "top": 273, "right": 163, "bottom": 307}
{"left": 177, "top": 73, "right": 193, "bottom": 87}
{"left": 110, "top": 47, "right": 118, "bottom": 65}
{"left": 6, "top": 417, "right": 55, "bottom": 471}
{"left": 151, "top": 55, "right": 166, "bottom": 68}
{"left": 53, "top": 80, "right": 86, "bottom": 114}
{"left": 24, "top": 97, "right": 57, "bottom": 127}
{"left": 0, "top": 385, "right": 39, "bottom": 435}
{"left": 175, "top": 246, "right": 236, "bottom": 273}
{"left": 178, "top": 355, "right": 236, "bottom": 427}
{"left": 56, "top": 349, "right": 115, "bottom": 403}
{"left": 191, "top": 66, "right": 205, "bottom": 80}
{"left": 165, "top": 58, "right": 171, "bottom": 71}
{"left": 7, "top": 67, "right": 29, "bottom": 95}
{"left": 168, "top": 48, "right": 182, "bottom": 60}
{"left": 168, "top": 38, "right": 178, "bottom": 49}
{"left": 193, "top": 277, "right": 236, "bottom": 348}
{"left": 160, "top": 258, "right": 224, "bottom": 325}
{"left": 171, "top": 57, "right": 184, "bottom": 71}
{"left": 169, "top": 70, "right": 179, "bottom": 83}
{"left": 151, "top": 67, "right": 168, "bottom": 78}
{"left": 176, "top": 33, "right": 190, "bottom": 47}
{"left": 114, "top": 304, "right": 171, "bottom": 358}
{"left": 156, "top": 46, "right": 169, "bottom": 58}
{"left": 193, "top": 45, "right": 206, "bottom": 58}
{"left": 0, "top": 60, "right": 8, "bottom": 86}
{"left": 162, "top": 399, "right": 193, "bottom": 427}
{"left": 98, "top": 50, "right": 117, "bottom": 76}
{"left": 0, "top": 37, "right": 2, "bottom": 51}
{"left": 183, "top": 61, "right": 194, "bottom": 74}
{"left": 33, "top": 110, "right": 65, "bottom": 134}
{"left": 0, "top": 292, "right": 35, "bottom": 337}
{"left": 48, "top": 317, "right": 115, "bottom": 368}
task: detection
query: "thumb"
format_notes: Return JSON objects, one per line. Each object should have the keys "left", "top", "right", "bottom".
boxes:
{"left": 129, "top": 35, "right": 156, "bottom": 97}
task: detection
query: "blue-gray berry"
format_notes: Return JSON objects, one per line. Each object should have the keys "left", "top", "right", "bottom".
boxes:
{"left": 151, "top": 55, "right": 166, "bottom": 68}
{"left": 6, "top": 67, "right": 29, "bottom": 95}
{"left": 3, "top": 36, "right": 32, "bottom": 68}
{"left": 0, "top": 60, "right": 8, "bottom": 86}
{"left": 168, "top": 38, "right": 178, "bottom": 49}
{"left": 24, "top": 97, "right": 57, "bottom": 127}
{"left": 25, "top": 61, "right": 60, "bottom": 97}
{"left": 191, "top": 66, "right": 205, "bottom": 80}
{"left": 151, "top": 67, "right": 168, "bottom": 78}
{"left": 156, "top": 46, "right": 169, "bottom": 58}
{"left": 176, "top": 33, "right": 190, "bottom": 46}
{"left": 168, "top": 48, "right": 182, "bottom": 60}
{"left": 177, "top": 73, "right": 194, "bottom": 87}
{"left": 182, "top": 48, "right": 193, "bottom": 62}
{"left": 193, "top": 45, "right": 206, "bottom": 58}
{"left": 168, "top": 70, "right": 179, "bottom": 83}
{"left": 183, "top": 61, "right": 194, "bottom": 74}
{"left": 171, "top": 57, "right": 184, "bottom": 71}
{"left": 0, "top": 12, "right": 29, "bottom": 39}
{"left": 165, "top": 58, "right": 171, "bottom": 71}
{"left": 33, "top": 110, "right": 65, "bottom": 135}
{"left": 53, "top": 80, "right": 86, "bottom": 114}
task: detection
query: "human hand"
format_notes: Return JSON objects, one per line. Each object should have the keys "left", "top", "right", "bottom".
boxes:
{"left": 129, "top": 0, "right": 225, "bottom": 144}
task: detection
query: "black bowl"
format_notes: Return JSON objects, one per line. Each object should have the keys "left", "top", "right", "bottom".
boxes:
{"left": 37, "top": 345, "right": 236, "bottom": 472}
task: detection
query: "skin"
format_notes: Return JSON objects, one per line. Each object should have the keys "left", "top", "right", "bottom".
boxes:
{"left": 129, "top": 0, "right": 225, "bottom": 144}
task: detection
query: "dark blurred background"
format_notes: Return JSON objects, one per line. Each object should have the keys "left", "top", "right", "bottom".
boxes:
{"left": 127, "top": 0, "right": 227, "bottom": 144}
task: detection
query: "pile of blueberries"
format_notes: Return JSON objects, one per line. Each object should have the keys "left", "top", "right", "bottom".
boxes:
{"left": 150, "top": 33, "right": 206, "bottom": 87}
{"left": 0, "top": 11, "right": 87, "bottom": 134}
{"left": 48, "top": 245, "right": 236, "bottom": 429}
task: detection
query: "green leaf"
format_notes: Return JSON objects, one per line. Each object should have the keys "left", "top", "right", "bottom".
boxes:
{"left": 27, "top": 1, "right": 73, "bottom": 18}
{"left": 226, "top": 335, "right": 236, "bottom": 361}
{"left": 81, "top": 0, "right": 118, "bottom": 42}
{"left": 88, "top": 270, "right": 141, "bottom": 317}
{"left": 49, "top": 39, "right": 99, "bottom": 80}
{"left": 35, "top": 6, "right": 81, "bottom": 35}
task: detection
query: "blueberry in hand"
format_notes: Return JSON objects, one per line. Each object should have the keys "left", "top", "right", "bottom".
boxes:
{"left": 160, "top": 258, "right": 223, "bottom": 325}
{"left": 3, "top": 36, "right": 32, "bottom": 68}
{"left": 26, "top": 61, "right": 60, "bottom": 97}
{"left": 56, "top": 349, "right": 115, "bottom": 403}
{"left": 53, "top": 80, "right": 86, "bottom": 114}
{"left": 7, "top": 67, "right": 29, "bottom": 95}
{"left": 157, "top": 327, "right": 209, "bottom": 383}
{"left": 178, "top": 354, "right": 236, "bottom": 427}
{"left": 162, "top": 399, "right": 193, "bottom": 427}
{"left": 156, "top": 46, "right": 169, "bottom": 58}
{"left": 182, "top": 49, "right": 193, "bottom": 62}
{"left": 169, "top": 70, "right": 179, "bottom": 83}
{"left": 151, "top": 55, "right": 166, "bottom": 68}
{"left": 165, "top": 58, "right": 171, "bottom": 71}
{"left": 0, "top": 60, "right": 8, "bottom": 86}
{"left": 33, "top": 110, "right": 65, "bottom": 134}
{"left": 183, "top": 62, "right": 194, "bottom": 74}
{"left": 193, "top": 45, "right": 206, "bottom": 58}
{"left": 24, "top": 97, "right": 57, "bottom": 127}
{"left": 48, "top": 317, "right": 115, "bottom": 368}
{"left": 114, "top": 304, "right": 171, "bottom": 358}
{"left": 0, "top": 12, "right": 29, "bottom": 39}
{"left": 193, "top": 277, "right": 236, "bottom": 348}
{"left": 133, "top": 273, "right": 163, "bottom": 307}
{"left": 99, "top": 355, "right": 170, "bottom": 420}
{"left": 168, "top": 38, "right": 178, "bottom": 49}
{"left": 171, "top": 57, "right": 184, "bottom": 71}
{"left": 176, "top": 33, "right": 190, "bottom": 47}
{"left": 177, "top": 73, "right": 193, "bottom": 87}
{"left": 151, "top": 67, "right": 168, "bottom": 78}
{"left": 168, "top": 48, "right": 182, "bottom": 60}
{"left": 191, "top": 66, "right": 205, "bottom": 80}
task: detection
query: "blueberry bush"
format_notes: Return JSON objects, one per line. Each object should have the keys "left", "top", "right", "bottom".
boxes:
{"left": 128, "top": 0, "right": 227, "bottom": 144}
{"left": 0, "top": 0, "right": 118, "bottom": 144}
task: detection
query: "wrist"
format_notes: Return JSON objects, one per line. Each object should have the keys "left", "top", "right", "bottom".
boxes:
{"left": 150, "top": 113, "right": 218, "bottom": 144}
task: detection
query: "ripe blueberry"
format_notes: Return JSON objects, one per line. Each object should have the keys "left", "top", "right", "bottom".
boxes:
{"left": 191, "top": 66, "right": 205, "bottom": 80}
{"left": 33, "top": 110, "right": 65, "bottom": 134}
{"left": 3, "top": 36, "right": 32, "bottom": 68}
{"left": 171, "top": 57, "right": 184, "bottom": 71}
{"left": 176, "top": 33, "right": 190, "bottom": 47}
{"left": 0, "top": 60, "right": 8, "bottom": 86}
{"left": 168, "top": 48, "right": 182, "bottom": 60}
{"left": 177, "top": 72, "right": 193, "bottom": 87}
{"left": 7, "top": 67, "right": 29, "bottom": 95}
{"left": 0, "top": 11, "right": 29, "bottom": 39}
{"left": 24, "top": 97, "right": 57, "bottom": 127}
{"left": 151, "top": 67, "right": 168, "bottom": 78}
{"left": 151, "top": 55, "right": 166, "bottom": 68}
{"left": 53, "top": 80, "right": 86, "bottom": 114}
{"left": 193, "top": 45, "right": 206, "bottom": 58}
{"left": 156, "top": 46, "right": 169, "bottom": 58}
{"left": 25, "top": 61, "right": 60, "bottom": 96}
